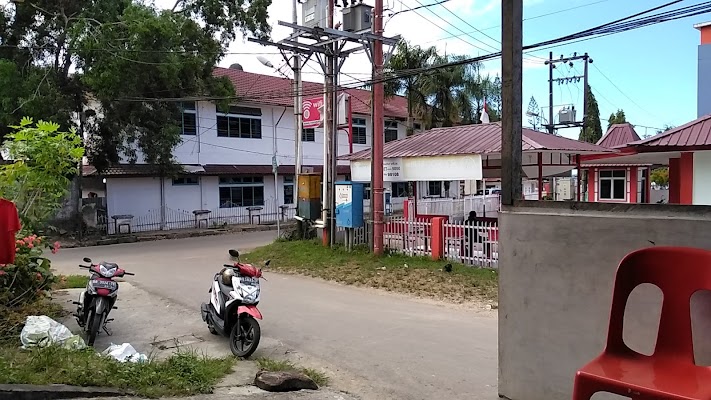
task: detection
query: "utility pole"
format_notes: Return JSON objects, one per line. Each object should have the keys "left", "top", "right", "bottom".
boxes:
{"left": 372, "top": 0, "right": 385, "bottom": 255}
{"left": 249, "top": 1, "right": 400, "bottom": 248}
{"left": 548, "top": 51, "right": 554, "bottom": 135}
{"left": 323, "top": 0, "right": 335, "bottom": 246}
{"left": 292, "top": 0, "right": 303, "bottom": 192}
{"left": 501, "top": 0, "right": 523, "bottom": 206}
{"left": 544, "top": 52, "right": 592, "bottom": 135}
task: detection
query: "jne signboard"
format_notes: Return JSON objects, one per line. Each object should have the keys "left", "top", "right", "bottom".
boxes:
{"left": 383, "top": 158, "right": 403, "bottom": 182}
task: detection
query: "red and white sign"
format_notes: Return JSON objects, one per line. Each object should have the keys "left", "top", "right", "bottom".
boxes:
{"left": 302, "top": 97, "right": 324, "bottom": 129}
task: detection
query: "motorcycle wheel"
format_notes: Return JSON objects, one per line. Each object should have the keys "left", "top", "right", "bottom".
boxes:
{"left": 87, "top": 310, "right": 103, "bottom": 346}
{"left": 229, "top": 316, "right": 260, "bottom": 358}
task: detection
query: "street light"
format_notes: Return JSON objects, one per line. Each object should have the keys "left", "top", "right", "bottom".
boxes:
{"left": 257, "top": 56, "right": 274, "bottom": 69}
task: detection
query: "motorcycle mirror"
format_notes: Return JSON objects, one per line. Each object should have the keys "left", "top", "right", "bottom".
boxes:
{"left": 83, "top": 257, "right": 92, "bottom": 263}
{"left": 264, "top": 259, "right": 271, "bottom": 267}
{"left": 228, "top": 249, "right": 240, "bottom": 258}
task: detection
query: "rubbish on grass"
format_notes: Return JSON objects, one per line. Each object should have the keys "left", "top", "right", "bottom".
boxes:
{"left": 103, "top": 343, "right": 148, "bottom": 363}
{"left": 20, "top": 315, "right": 86, "bottom": 349}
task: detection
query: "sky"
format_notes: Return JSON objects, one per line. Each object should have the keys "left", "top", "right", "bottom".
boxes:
{"left": 163, "top": 1, "right": 705, "bottom": 139}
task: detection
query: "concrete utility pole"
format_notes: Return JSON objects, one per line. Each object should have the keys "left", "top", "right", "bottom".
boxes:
{"left": 323, "top": 0, "right": 335, "bottom": 246}
{"left": 372, "top": 0, "right": 385, "bottom": 255}
{"left": 293, "top": 0, "right": 303, "bottom": 188}
{"left": 501, "top": 0, "right": 523, "bottom": 206}
{"left": 249, "top": 1, "right": 400, "bottom": 248}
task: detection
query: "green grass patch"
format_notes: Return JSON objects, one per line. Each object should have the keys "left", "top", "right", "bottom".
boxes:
{"left": 54, "top": 274, "right": 89, "bottom": 290}
{"left": 256, "top": 357, "right": 329, "bottom": 387}
{"left": 243, "top": 240, "right": 498, "bottom": 304}
{"left": 0, "top": 346, "right": 234, "bottom": 398}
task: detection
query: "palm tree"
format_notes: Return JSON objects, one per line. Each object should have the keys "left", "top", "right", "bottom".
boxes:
{"left": 384, "top": 41, "right": 436, "bottom": 135}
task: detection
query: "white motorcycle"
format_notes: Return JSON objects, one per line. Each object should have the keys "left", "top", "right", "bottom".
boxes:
{"left": 200, "top": 249, "right": 269, "bottom": 358}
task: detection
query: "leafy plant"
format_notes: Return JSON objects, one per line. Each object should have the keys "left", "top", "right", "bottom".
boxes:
{"left": 0, "top": 117, "right": 84, "bottom": 232}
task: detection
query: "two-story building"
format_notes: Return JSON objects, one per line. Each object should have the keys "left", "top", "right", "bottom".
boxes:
{"left": 84, "top": 65, "right": 420, "bottom": 232}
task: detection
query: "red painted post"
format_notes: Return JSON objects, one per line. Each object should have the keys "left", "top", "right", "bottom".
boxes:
{"left": 576, "top": 155, "right": 582, "bottom": 201}
{"left": 669, "top": 158, "right": 680, "bottom": 204}
{"left": 403, "top": 199, "right": 409, "bottom": 220}
{"left": 680, "top": 152, "right": 694, "bottom": 205}
{"left": 430, "top": 216, "right": 446, "bottom": 261}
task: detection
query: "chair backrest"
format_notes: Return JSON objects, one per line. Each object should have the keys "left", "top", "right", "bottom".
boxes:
{"left": 605, "top": 247, "right": 711, "bottom": 363}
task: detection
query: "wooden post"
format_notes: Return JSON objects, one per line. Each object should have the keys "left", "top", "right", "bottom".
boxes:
{"left": 501, "top": 0, "right": 523, "bottom": 206}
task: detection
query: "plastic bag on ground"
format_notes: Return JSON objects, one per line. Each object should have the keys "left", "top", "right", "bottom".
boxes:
{"left": 20, "top": 315, "right": 84, "bottom": 349}
{"left": 102, "top": 343, "right": 148, "bottom": 363}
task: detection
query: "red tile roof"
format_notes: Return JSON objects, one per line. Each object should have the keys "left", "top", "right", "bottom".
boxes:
{"left": 597, "top": 123, "right": 641, "bottom": 149}
{"left": 341, "top": 122, "right": 614, "bottom": 160}
{"left": 630, "top": 114, "right": 711, "bottom": 149}
{"left": 213, "top": 67, "right": 410, "bottom": 119}
{"left": 84, "top": 164, "right": 349, "bottom": 177}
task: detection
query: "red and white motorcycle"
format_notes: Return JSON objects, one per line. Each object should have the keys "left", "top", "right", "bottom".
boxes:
{"left": 73, "top": 257, "right": 134, "bottom": 346}
{"left": 201, "top": 249, "right": 269, "bottom": 358}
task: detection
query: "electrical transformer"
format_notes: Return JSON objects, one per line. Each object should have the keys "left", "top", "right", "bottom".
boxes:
{"left": 301, "top": 0, "right": 329, "bottom": 29}
{"left": 342, "top": 3, "right": 373, "bottom": 32}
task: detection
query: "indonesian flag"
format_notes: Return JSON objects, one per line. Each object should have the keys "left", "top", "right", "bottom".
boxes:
{"left": 480, "top": 97, "right": 490, "bottom": 124}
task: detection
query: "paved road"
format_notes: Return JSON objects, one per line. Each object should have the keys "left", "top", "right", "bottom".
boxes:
{"left": 50, "top": 232, "right": 498, "bottom": 400}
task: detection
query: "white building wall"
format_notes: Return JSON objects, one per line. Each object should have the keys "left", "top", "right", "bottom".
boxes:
{"left": 693, "top": 150, "right": 711, "bottom": 205}
{"left": 118, "top": 100, "right": 411, "bottom": 168}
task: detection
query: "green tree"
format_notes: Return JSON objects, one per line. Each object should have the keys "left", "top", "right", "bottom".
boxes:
{"left": 0, "top": 118, "right": 84, "bottom": 232}
{"left": 384, "top": 41, "right": 437, "bottom": 135}
{"left": 607, "top": 109, "right": 627, "bottom": 130}
{"left": 527, "top": 96, "right": 541, "bottom": 131}
{"left": 650, "top": 167, "right": 669, "bottom": 186}
{"left": 579, "top": 86, "right": 603, "bottom": 143}
{"left": 0, "top": 0, "right": 271, "bottom": 169}
{"left": 656, "top": 124, "right": 675, "bottom": 135}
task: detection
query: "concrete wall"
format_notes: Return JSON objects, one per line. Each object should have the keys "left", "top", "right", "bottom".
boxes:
{"left": 499, "top": 201, "right": 711, "bottom": 400}
{"left": 698, "top": 44, "right": 711, "bottom": 118}
{"left": 693, "top": 150, "right": 711, "bottom": 205}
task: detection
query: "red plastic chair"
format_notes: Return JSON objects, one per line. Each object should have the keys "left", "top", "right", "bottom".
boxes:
{"left": 573, "top": 247, "right": 711, "bottom": 400}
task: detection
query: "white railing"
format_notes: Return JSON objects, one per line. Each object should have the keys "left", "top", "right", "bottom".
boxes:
{"left": 108, "top": 199, "right": 296, "bottom": 234}
{"left": 408, "top": 195, "right": 500, "bottom": 220}
{"left": 383, "top": 216, "right": 433, "bottom": 257}
{"left": 442, "top": 219, "right": 499, "bottom": 268}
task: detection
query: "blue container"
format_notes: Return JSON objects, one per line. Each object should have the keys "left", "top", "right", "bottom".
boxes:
{"left": 335, "top": 181, "right": 364, "bottom": 228}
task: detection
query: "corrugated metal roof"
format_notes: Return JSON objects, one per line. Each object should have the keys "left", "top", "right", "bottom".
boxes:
{"left": 582, "top": 164, "right": 652, "bottom": 167}
{"left": 84, "top": 164, "right": 350, "bottom": 177}
{"left": 597, "top": 123, "right": 641, "bottom": 148}
{"left": 341, "top": 122, "right": 614, "bottom": 161}
{"left": 630, "top": 114, "right": 711, "bottom": 148}
{"left": 213, "top": 67, "right": 410, "bottom": 120}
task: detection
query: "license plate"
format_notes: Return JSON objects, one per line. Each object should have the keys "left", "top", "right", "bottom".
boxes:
{"left": 240, "top": 277, "right": 259, "bottom": 286}
{"left": 90, "top": 279, "right": 117, "bottom": 290}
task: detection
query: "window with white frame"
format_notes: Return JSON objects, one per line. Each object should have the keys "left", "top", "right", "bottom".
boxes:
{"left": 352, "top": 117, "right": 367, "bottom": 145}
{"left": 216, "top": 106, "right": 262, "bottom": 139}
{"left": 218, "top": 176, "right": 264, "bottom": 208}
{"left": 284, "top": 175, "right": 294, "bottom": 204}
{"left": 599, "top": 170, "right": 626, "bottom": 200}
{"left": 180, "top": 102, "right": 197, "bottom": 135}
{"left": 385, "top": 120, "right": 398, "bottom": 142}
{"left": 427, "top": 181, "right": 442, "bottom": 197}
{"left": 172, "top": 176, "right": 198, "bottom": 186}
{"left": 391, "top": 182, "right": 409, "bottom": 198}
{"left": 302, "top": 128, "right": 315, "bottom": 142}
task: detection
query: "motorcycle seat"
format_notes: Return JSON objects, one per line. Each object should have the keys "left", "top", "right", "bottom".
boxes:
{"left": 218, "top": 280, "right": 233, "bottom": 296}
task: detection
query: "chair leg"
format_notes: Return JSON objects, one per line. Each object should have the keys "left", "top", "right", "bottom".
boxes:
{"left": 572, "top": 375, "right": 598, "bottom": 400}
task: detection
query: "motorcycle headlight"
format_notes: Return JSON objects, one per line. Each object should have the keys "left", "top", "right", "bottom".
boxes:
{"left": 99, "top": 265, "right": 116, "bottom": 278}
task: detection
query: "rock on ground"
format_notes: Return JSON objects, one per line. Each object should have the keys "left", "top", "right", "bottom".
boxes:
{"left": 254, "top": 371, "right": 319, "bottom": 392}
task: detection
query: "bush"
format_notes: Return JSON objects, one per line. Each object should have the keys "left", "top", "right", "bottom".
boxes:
{"left": 0, "top": 234, "right": 62, "bottom": 343}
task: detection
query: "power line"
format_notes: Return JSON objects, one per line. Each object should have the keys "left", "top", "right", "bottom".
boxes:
{"left": 591, "top": 63, "right": 656, "bottom": 118}
{"left": 113, "top": 1, "right": 710, "bottom": 103}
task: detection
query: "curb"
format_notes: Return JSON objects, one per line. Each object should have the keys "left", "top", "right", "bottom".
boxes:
{"left": 0, "top": 384, "right": 129, "bottom": 400}
{"left": 60, "top": 223, "right": 295, "bottom": 249}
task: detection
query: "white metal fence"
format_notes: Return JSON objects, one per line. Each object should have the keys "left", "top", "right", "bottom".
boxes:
{"left": 408, "top": 195, "right": 500, "bottom": 220}
{"left": 107, "top": 199, "right": 297, "bottom": 234}
{"left": 442, "top": 219, "right": 499, "bottom": 268}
